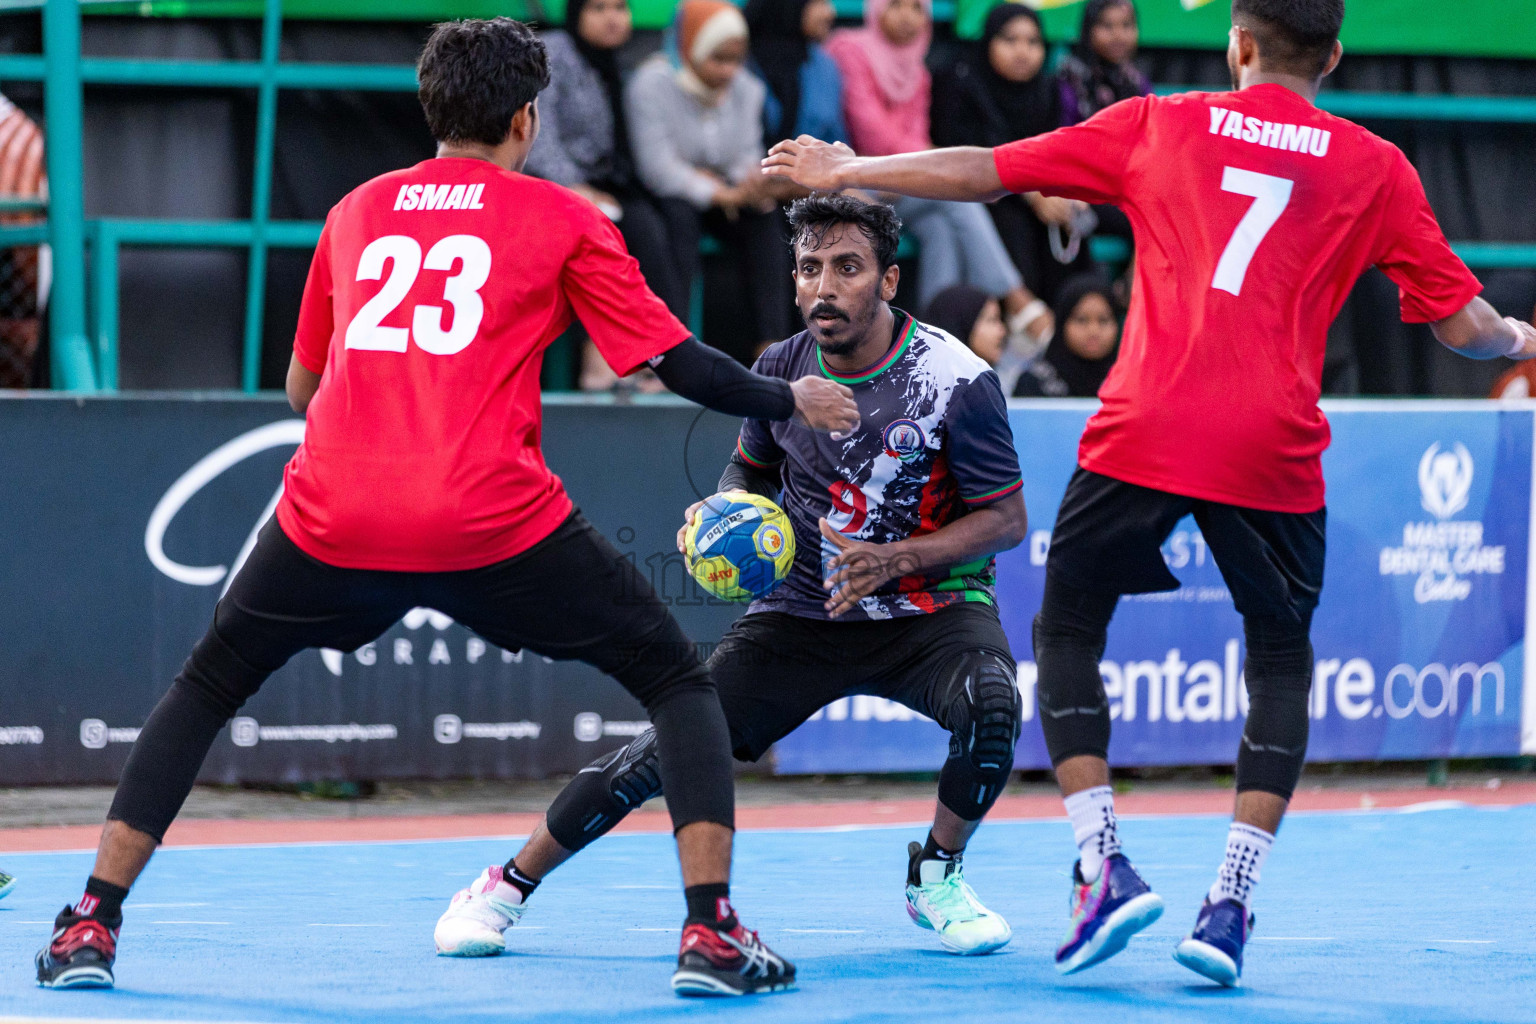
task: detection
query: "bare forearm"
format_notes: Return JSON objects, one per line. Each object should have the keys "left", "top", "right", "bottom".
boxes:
{"left": 1432, "top": 296, "right": 1535, "bottom": 360}
{"left": 889, "top": 496, "right": 1027, "bottom": 576}
{"left": 833, "top": 147, "right": 1007, "bottom": 202}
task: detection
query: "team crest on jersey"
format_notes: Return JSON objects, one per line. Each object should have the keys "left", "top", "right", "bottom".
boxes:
{"left": 882, "top": 419, "right": 927, "bottom": 462}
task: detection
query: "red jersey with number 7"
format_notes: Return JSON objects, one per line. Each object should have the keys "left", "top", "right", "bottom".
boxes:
{"left": 276, "top": 156, "right": 689, "bottom": 570}
{"left": 994, "top": 84, "right": 1481, "bottom": 512}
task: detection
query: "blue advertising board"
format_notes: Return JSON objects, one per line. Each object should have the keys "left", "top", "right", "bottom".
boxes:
{"left": 773, "top": 401, "right": 1536, "bottom": 773}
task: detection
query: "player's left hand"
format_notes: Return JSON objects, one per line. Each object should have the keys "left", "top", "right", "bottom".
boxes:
{"left": 762, "top": 136, "right": 859, "bottom": 193}
{"left": 819, "top": 518, "right": 920, "bottom": 618}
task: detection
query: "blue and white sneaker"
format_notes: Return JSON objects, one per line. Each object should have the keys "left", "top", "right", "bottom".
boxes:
{"left": 1054, "top": 853, "right": 1164, "bottom": 974}
{"left": 1173, "top": 897, "right": 1253, "bottom": 987}
{"left": 0, "top": 871, "right": 15, "bottom": 901}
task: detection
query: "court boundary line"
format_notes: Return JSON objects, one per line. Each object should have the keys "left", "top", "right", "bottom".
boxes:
{"left": 1, "top": 797, "right": 1529, "bottom": 856}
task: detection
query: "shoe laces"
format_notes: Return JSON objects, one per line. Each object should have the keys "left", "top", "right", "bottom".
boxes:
{"left": 924, "top": 871, "right": 984, "bottom": 923}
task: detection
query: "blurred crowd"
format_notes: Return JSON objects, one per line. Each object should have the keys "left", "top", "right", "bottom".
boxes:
{"left": 540, "top": 0, "right": 1146, "bottom": 396}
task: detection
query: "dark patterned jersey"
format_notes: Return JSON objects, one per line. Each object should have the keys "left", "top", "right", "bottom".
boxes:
{"left": 736, "top": 311, "right": 1023, "bottom": 621}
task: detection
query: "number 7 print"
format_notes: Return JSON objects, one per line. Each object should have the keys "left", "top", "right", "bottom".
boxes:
{"left": 1212, "top": 167, "right": 1293, "bottom": 297}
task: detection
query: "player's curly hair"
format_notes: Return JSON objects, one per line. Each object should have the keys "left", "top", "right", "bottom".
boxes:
{"left": 417, "top": 18, "right": 551, "bottom": 147}
{"left": 786, "top": 193, "right": 904, "bottom": 272}
{"left": 1232, "top": 0, "right": 1344, "bottom": 78}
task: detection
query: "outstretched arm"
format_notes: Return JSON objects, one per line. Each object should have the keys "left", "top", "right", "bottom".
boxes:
{"left": 761, "top": 136, "right": 1008, "bottom": 203}
{"left": 1431, "top": 296, "right": 1536, "bottom": 360}
{"left": 648, "top": 337, "right": 860, "bottom": 432}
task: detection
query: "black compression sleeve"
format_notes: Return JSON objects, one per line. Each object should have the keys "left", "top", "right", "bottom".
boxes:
{"left": 649, "top": 337, "right": 796, "bottom": 421}
{"left": 718, "top": 451, "right": 781, "bottom": 499}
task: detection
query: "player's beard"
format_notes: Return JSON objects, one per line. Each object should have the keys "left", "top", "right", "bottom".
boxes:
{"left": 804, "top": 300, "right": 862, "bottom": 357}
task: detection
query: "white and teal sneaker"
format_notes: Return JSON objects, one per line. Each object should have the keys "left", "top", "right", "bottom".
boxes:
{"left": 0, "top": 871, "right": 15, "bottom": 901}
{"left": 904, "top": 842, "right": 1012, "bottom": 955}
{"left": 434, "top": 865, "right": 527, "bottom": 957}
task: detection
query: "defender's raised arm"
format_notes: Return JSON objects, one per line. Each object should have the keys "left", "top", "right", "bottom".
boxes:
{"left": 762, "top": 136, "right": 1008, "bottom": 203}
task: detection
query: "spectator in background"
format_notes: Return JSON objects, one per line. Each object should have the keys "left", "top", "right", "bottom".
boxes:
{"left": 527, "top": 0, "right": 690, "bottom": 390}
{"left": 1056, "top": 0, "right": 1151, "bottom": 125}
{"left": 627, "top": 0, "right": 795, "bottom": 362}
{"left": 1013, "top": 274, "right": 1120, "bottom": 398}
{"left": 746, "top": 0, "right": 846, "bottom": 146}
{"left": 933, "top": 2, "right": 1094, "bottom": 305}
{"left": 924, "top": 282, "right": 1052, "bottom": 396}
{"left": 826, "top": 0, "right": 1052, "bottom": 348}
{"left": 0, "top": 92, "right": 44, "bottom": 389}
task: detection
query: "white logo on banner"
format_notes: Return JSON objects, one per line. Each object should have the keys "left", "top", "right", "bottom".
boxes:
{"left": 1379, "top": 442, "right": 1505, "bottom": 603}
{"left": 228, "top": 716, "right": 397, "bottom": 745}
{"left": 149, "top": 422, "right": 549, "bottom": 677}
{"left": 1418, "top": 442, "right": 1474, "bottom": 520}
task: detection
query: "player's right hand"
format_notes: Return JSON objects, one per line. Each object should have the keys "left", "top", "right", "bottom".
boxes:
{"left": 789, "top": 375, "right": 859, "bottom": 435}
{"left": 1507, "top": 317, "right": 1536, "bottom": 360}
{"left": 762, "top": 136, "right": 859, "bottom": 192}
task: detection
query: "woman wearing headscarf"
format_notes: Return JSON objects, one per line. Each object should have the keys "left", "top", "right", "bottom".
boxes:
{"left": 627, "top": 0, "right": 795, "bottom": 360}
{"left": 824, "top": 0, "right": 1052, "bottom": 348}
{"left": 526, "top": 0, "right": 687, "bottom": 321}
{"left": 1013, "top": 274, "right": 1121, "bottom": 398}
{"left": 745, "top": 0, "right": 846, "bottom": 146}
{"left": 1056, "top": 0, "right": 1152, "bottom": 125}
{"left": 932, "top": 1, "right": 1094, "bottom": 305}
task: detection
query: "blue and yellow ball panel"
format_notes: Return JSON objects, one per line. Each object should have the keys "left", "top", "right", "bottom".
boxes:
{"left": 685, "top": 492, "right": 796, "bottom": 602}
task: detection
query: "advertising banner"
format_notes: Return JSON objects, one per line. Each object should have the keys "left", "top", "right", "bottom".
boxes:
{"left": 774, "top": 401, "right": 1536, "bottom": 773}
{"left": 0, "top": 395, "right": 745, "bottom": 786}
{"left": 4, "top": 396, "right": 1533, "bottom": 785}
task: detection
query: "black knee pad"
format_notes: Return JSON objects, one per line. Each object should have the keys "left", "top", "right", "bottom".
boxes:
{"left": 1236, "top": 617, "right": 1313, "bottom": 800}
{"left": 545, "top": 728, "right": 665, "bottom": 852}
{"left": 180, "top": 622, "right": 270, "bottom": 720}
{"left": 1032, "top": 585, "right": 1116, "bottom": 766}
{"left": 937, "top": 652, "right": 1021, "bottom": 821}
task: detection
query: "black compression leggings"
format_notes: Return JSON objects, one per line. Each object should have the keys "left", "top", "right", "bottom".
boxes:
{"left": 108, "top": 514, "right": 734, "bottom": 844}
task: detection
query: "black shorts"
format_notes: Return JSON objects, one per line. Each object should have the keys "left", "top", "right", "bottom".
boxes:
{"left": 214, "top": 510, "right": 703, "bottom": 707}
{"left": 706, "top": 603, "right": 1015, "bottom": 762}
{"left": 1046, "top": 467, "right": 1326, "bottom": 626}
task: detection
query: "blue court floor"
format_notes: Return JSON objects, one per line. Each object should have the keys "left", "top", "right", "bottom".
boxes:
{"left": 0, "top": 805, "right": 1531, "bottom": 1024}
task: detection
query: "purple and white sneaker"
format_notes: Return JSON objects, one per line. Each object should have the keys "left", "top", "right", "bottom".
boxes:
{"left": 1173, "top": 897, "right": 1253, "bottom": 987}
{"left": 1054, "top": 853, "right": 1164, "bottom": 974}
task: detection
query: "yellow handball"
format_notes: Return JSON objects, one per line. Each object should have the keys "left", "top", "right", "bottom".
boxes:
{"left": 684, "top": 491, "right": 796, "bottom": 602}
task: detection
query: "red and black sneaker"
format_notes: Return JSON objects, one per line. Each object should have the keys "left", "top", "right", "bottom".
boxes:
{"left": 36, "top": 906, "right": 118, "bottom": 989}
{"left": 671, "top": 919, "right": 795, "bottom": 997}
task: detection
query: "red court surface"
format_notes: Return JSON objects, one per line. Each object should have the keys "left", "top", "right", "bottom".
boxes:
{"left": 2, "top": 781, "right": 1530, "bottom": 852}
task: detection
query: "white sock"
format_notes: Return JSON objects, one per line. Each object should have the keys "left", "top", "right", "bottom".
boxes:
{"left": 1209, "top": 822, "right": 1274, "bottom": 907}
{"left": 1063, "top": 785, "right": 1120, "bottom": 882}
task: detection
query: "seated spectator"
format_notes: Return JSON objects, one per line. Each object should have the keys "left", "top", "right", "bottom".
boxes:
{"left": 746, "top": 0, "right": 847, "bottom": 146}
{"left": 527, "top": 0, "right": 689, "bottom": 390}
{"left": 0, "top": 92, "right": 43, "bottom": 389}
{"left": 825, "top": 0, "right": 1052, "bottom": 347}
{"left": 1014, "top": 274, "right": 1121, "bottom": 397}
{"left": 926, "top": 283, "right": 1055, "bottom": 395}
{"left": 626, "top": 0, "right": 795, "bottom": 361}
{"left": 932, "top": 2, "right": 1094, "bottom": 305}
{"left": 924, "top": 284, "right": 1005, "bottom": 363}
{"left": 1056, "top": 0, "right": 1151, "bottom": 125}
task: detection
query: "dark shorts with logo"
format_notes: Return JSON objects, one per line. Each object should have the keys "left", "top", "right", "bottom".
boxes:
{"left": 705, "top": 602, "right": 1015, "bottom": 761}
{"left": 1047, "top": 467, "right": 1327, "bottom": 626}
{"left": 217, "top": 509, "right": 704, "bottom": 708}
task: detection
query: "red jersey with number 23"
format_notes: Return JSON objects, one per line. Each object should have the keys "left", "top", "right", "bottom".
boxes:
{"left": 277, "top": 157, "right": 688, "bottom": 570}
{"left": 994, "top": 85, "right": 1482, "bottom": 512}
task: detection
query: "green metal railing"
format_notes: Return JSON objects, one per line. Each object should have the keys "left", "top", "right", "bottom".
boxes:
{"left": 4, "top": 0, "right": 1536, "bottom": 391}
{"left": 0, "top": 0, "right": 421, "bottom": 391}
